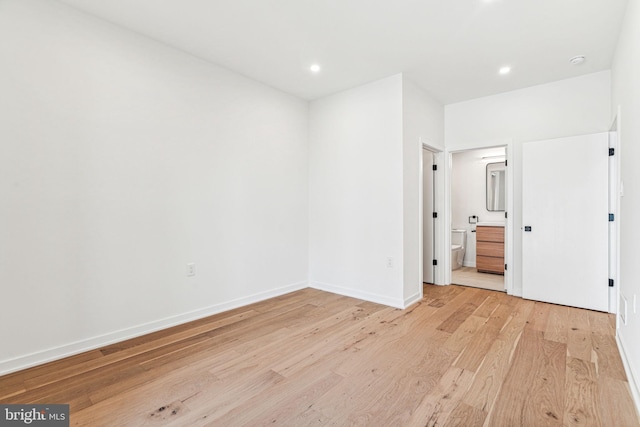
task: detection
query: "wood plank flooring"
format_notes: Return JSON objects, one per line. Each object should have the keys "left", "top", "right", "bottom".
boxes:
{"left": 451, "top": 267, "right": 505, "bottom": 292}
{"left": 1, "top": 285, "right": 638, "bottom": 426}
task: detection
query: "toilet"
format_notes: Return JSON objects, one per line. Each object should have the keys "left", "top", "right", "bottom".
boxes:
{"left": 451, "top": 229, "right": 467, "bottom": 270}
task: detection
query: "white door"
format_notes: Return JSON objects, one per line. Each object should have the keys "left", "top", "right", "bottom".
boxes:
{"left": 423, "top": 150, "right": 435, "bottom": 283}
{"left": 522, "top": 133, "right": 609, "bottom": 312}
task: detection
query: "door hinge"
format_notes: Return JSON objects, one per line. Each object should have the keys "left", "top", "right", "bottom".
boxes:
{"left": 433, "top": 212, "right": 438, "bottom": 219}
{"left": 505, "top": 159, "right": 508, "bottom": 166}
{"left": 609, "top": 148, "right": 615, "bottom": 156}
{"left": 432, "top": 164, "right": 438, "bottom": 171}
{"left": 609, "top": 213, "right": 615, "bottom": 222}
{"left": 432, "top": 259, "right": 438, "bottom": 266}
{"left": 609, "top": 278, "right": 614, "bottom": 287}
{"left": 505, "top": 212, "right": 508, "bottom": 219}
{"left": 504, "top": 264, "right": 508, "bottom": 271}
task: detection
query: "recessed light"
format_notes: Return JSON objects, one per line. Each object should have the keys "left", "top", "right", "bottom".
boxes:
{"left": 310, "top": 64, "right": 321, "bottom": 73}
{"left": 570, "top": 55, "right": 586, "bottom": 65}
{"left": 499, "top": 66, "right": 511, "bottom": 75}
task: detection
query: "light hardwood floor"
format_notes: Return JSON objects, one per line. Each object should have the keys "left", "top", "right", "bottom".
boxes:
{"left": 1, "top": 285, "right": 638, "bottom": 426}
{"left": 451, "top": 266, "right": 505, "bottom": 292}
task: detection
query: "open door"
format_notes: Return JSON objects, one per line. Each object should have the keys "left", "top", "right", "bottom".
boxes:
{"left": 423, "top": 149, "right": 435, "bottom": 283}
{"left": 522, "top": 133, "right": 609, "bottom": 312}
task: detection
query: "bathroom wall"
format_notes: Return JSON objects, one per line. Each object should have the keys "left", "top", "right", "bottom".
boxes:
{"left": 451, "top": 148, "right": 506, "bottom": 267}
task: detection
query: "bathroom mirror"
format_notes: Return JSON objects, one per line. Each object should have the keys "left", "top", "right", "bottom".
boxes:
{"left": 486, "top": 162, "right": 506, "bottom": 211}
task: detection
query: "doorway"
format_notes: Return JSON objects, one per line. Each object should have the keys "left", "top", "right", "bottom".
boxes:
{"left": 450, "top": 147, "right": 507, "bottom": 292}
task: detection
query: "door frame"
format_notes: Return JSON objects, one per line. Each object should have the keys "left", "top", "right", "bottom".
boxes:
{"left": 421, "top": 146, "right": 436, "bottom": 285}
{"left": 610, "top": 111, "right": 621, "bottom": 315}
{"left": 419, "top": 140, "right": 444, "bottom": 294}
{"left": 444, "top": 142, "right": 514, "bottom": 295}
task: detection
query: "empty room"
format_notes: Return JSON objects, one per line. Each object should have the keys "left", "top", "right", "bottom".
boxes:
{"left": 1, "top": 0, "right": 639, "bottom": 425}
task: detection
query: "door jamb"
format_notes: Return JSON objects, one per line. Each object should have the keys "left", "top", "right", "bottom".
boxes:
{"left": 444, "top": 144, "right": 514, "bottom": 296}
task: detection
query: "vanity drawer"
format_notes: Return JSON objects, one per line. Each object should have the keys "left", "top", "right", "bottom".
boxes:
{"left": 477, "top": 256, "right": 504, "bottom": 274}
{"left": 476, "top": 226, "right": 504, "bottom": 243}
{"left": 477, "top": 241, "right": 503, "bottom": 258}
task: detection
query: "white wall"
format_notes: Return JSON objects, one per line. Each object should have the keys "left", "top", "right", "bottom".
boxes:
{"left": 402, "top": 77, "right": 444, "bottom": 300}
{"left": 451, "top": 148, "right": 505, "bottom": 267}
{"left": 309, "top": 75, "right": 405, "bottom": 307}
{"left": 445, "top": 71, "right": 612, "bottom": 146}
{"left": 0, "top": 0, "right": 309, "bottom": 374}
{"left": 612, "top": 0, "right": 640, "bottom": 410}
{"left": 308, "top": 75, "right": 444, "bottom": 308}
{"left": 445, "top": 71, "right": 611, "bottom": 295}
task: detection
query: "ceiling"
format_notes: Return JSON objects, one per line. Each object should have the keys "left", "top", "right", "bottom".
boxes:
{"left": 57, "top": 0, "right": 629, "bottom": 104}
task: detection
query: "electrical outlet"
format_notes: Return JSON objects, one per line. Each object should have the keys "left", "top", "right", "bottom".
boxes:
{"left": 186, "top": 263, "right": 196, "bottom": 277}
{"left": 387, "top": 257, "right": 394, "bottom": 268}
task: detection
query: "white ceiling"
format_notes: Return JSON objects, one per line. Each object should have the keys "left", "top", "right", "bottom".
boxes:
{"left": 57, "top": 0, "right": 629, "bottom": 104}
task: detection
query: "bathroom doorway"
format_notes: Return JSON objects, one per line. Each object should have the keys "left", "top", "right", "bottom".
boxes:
{"left": 450, "top": 147, "right": 506, "bottom": 292}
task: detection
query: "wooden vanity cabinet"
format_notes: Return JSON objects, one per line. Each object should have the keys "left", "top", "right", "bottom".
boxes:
{"left": 476, "top": 226, "right": 504, "bottom": 275}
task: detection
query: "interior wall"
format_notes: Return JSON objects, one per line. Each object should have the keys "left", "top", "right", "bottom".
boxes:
{"left": 445, "top": 71, "right": 612, "bottom": 146}
{"left": 611, "top": 0, "right": 640, "bottom": 409}
{"left": 451, "top": 148, "right": 506, "bottom": 267}
{"left": 309, "top": 75, "right": 405, "bottom": 307}
{"left": 445, "top": 71, "right": 611, "bottom": 296}
{"left": 402, "top": 77, "right": 444, "bottom": 300}
{"left": 0, "top": 0, "right": 309, "bottom": 373}
{"left": 308, "top": 74, "right": 444, "bottom": 308}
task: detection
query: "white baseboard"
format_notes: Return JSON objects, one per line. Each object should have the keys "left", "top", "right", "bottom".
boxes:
{"left": 403, "top": 291, "right": 422, "bottom": 308}
{"left": 310, "top": 281, "right": 405, "bottom": 309}
{"left": 616, "top": 333, "right": 640, "bottom": 418}
{"left": 0, "top": 281, "right": 308, "bottom": 376}
{"left": 509, "top": 287, "right": 523, "bottom": 297}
